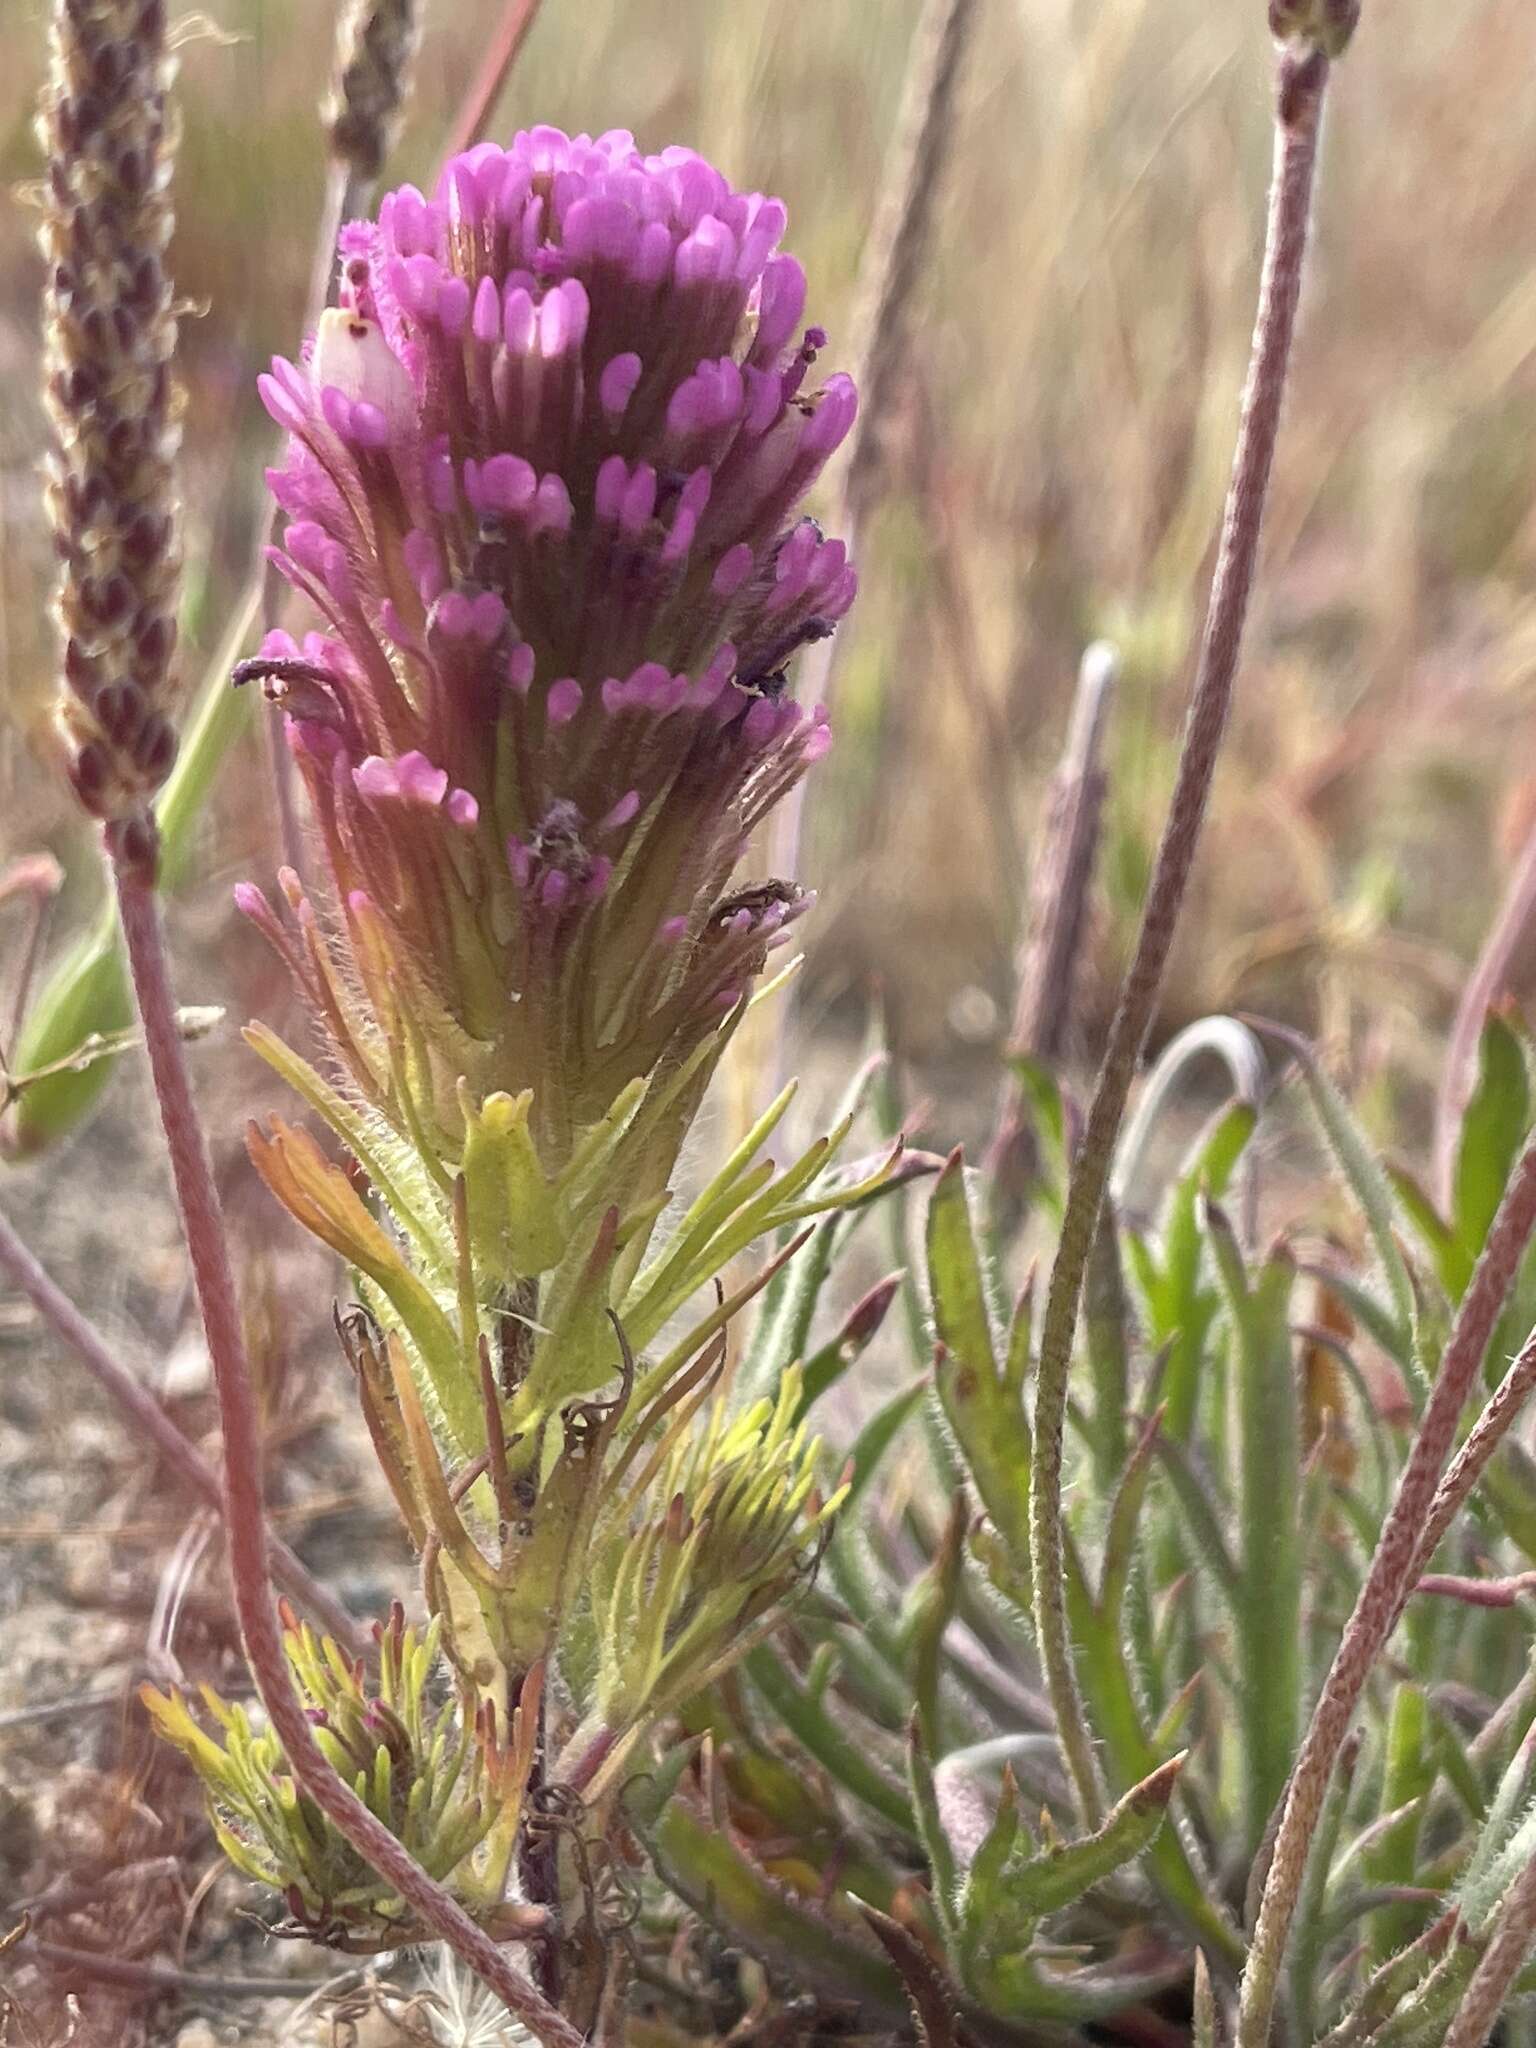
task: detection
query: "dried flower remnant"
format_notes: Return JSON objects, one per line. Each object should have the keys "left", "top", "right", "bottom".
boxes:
{"left": 239, "top": 127, "right": 856, "bottom": 1183}
{"left": 38, "top": 0, "right": 182, "bottom": 881}
{"left": 325, "top": 0, "right": 421, "bottom": 183}
{"left": 1269, "top": 0, "right": 1361, "bottom": 55}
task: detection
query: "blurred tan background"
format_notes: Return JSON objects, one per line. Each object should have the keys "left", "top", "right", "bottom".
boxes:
{"left": 3, "top": 0, "right": 1535, "bottom": 1140}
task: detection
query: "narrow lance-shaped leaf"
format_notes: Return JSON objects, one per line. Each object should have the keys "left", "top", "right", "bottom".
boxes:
{"left": 908, "top": 1717, "right": 960, "bottom": 1938}
{"left": 1084, "top": 1199, "right": 1132, "bottom": 1489}
{"left": 927, "top": 1151, "right": 1030, "bottom": 1561}
{"left": 1193, "top": 1951, "right": 1218, "bottom": 2048}
{"left": 1364, "top": 1684, "right": 1435, "bottom": 1959}
{"left": 796, "top": 1269, "right": 904, "bottom": 1417}
{"left": 743, "top": 1648, "right": 918, "bottom": 1840}
{"left": 1252, "top": 1018, "right": 1422, "bottom": 1397}
{"left": 1148, "top": 1098, "right": 1257, "bottom": 1442}
{"left": 1204, "top": 1197, "right": 1301, "bottom": 1859}
{"left": 900, "top": 1495, "right": 966, "bottom": 1757}
{"left": 1453, "top": 1013, "right": 1532, "bottom": 1279}
{"left": 997, "top": 1752, "right": 1185, "bottom": 1922}
{"left": 1287, "top": 1730, "right": 1363, "bottom": 2041}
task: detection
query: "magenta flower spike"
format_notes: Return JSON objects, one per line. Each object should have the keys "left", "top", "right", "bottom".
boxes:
{"left": 243, "top": 127, "right": 856, "bottom": 1168}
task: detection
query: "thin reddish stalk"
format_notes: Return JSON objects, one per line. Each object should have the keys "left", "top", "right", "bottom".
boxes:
{"left": 1407, "top": 1322, "right": 1536, "bottom": 1595}
{"left": 1237, "top": 1138, "right": 1536, "bottom": 2045}
{"left": 1443, "top": 1868, "right": 1536, "bottom": 2048}
{"left": 0, "top": 1202, "right": 362, "bottom": 1651}
{"left": 1416, "top": 1571, "right": 1536, "bottom": 1609}
{"left": 1029, "top": 42, "right": 1332, "bottom": 1829}
{"left": 113, "top": 866, "right": 583, "bottom": 2048}
{"left": 440, "top": 0, "right": 545, "bottom": 163}
{"left": 1007, "top": 642, "right": 1119, "bottom": 1068}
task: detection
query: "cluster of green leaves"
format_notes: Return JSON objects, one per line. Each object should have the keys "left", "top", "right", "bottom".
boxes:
{"left": 634, "top": 1013, "right": 1536, "bottom": 2045}
{"left": 142, "top": 1604, "right": 541, "bottom": 1951}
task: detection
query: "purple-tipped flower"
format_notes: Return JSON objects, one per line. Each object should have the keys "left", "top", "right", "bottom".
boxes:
{"left": 246, "top": 127, "right": 855, "bottom": 1164}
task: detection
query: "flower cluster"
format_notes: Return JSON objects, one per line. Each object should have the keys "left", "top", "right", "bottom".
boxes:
{"left": 39, "top": 0, "right": 182, "bottom": 877}
{"left": 586, "top": 1365, "right": 845, "bottom": 1742}
{"left": 142, "top": 1604, "right": 545, "bottom": 1950}
{"left": 239, "top": 126, "right": 856, "bottom": 1183}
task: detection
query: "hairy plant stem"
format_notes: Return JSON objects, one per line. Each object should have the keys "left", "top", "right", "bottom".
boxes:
{"left": 0, "top": 1204, "right": 361, "bottom": 1651}
{"left": 1237, "top": 1139, "right": 1536, "bottom": 2046}
{"left": 1027, "top": 42, "right": 1331, "bottom": 1831}
{"left": 1408, "top": 1321, "right": 1536, "bottom": 1589}
{"left": 1444, "top": 1866, "right": 1536, "bottom": 2048}
{"left": 113, "top": 864, "right": 584, "bottom": 2048}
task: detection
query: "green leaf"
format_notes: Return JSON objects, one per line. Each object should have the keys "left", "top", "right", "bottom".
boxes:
{"left": 927, "top": 1152, "right": 1031, "bottom": 1562}
{"left": 1257, "top": 1020, "right": 1422, "bottom": 1397}
{"left": 1144, "top": 1099, "right": 1257, "bottom": 1440}
{"left": 1098, "top": 1405, "right": 1164, "bottom": 1624}
{"left": 1006, "top": 1053, "right": 1067, "bottom": 1201}
{"left": 1363, "top": 1685, "right": 1436, "bottom": 1958}
{"left": 1084, "top": 1204, "right": 1132, "bottom": 1489}
{"left": 743, "top": 1649, "right": 917, "bottom": 1839}
{"left": 639, "top": 1790, "right": 903, "bottom": 2016}
{"left": 1193, "top": 1953, "right": 1217, "bottom": 2048}
{"left": 1152, "top": 1433, "right": 1239, "bottom": 1599}
{"left": 1204, "top": 1200, "right": 1301, "bottom": 1857}
{"left": 797, "top": 1271, "right": 904, "bottom": 1416}
{"left": 1288, "top": 1735, "right": 1363, "bottom": 2040}
{"left": 997, "top": 1753, "right": 1184, "bottom": 1917}
{"left": 1388, "top": 1161, "right": 1467, "bottom": 1300}
{"left": 900, "top": 1500, "right": 965, "bottom": 1755}
{"left": 1453, "top": 1013, "right": 1533, "bottom": 1275}
{"left": 843, "top": 1375, "right": 929, "bottom": 1507}
{"left": 908, "top": 1721, "right": 960, "bottom": 1936}
{"left": 1063, "top": 1559, "right": 1243, "bottom": 1965}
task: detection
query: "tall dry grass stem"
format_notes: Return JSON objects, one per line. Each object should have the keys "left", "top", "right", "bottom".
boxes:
{"left": 0, "top": 1202, "right": 362, "bottom": 1649}
{"left": 838, "top": 0, "right": 979, "bottom": 524}
{"left": 325, "top": 0, "right": 420, "bottom": 181}
{"left": 1010, "top": 640, "right": 1119, "bottom": 1066}
{"left": 1029, "top": 37, "right": 1333, "bottom": 1831}
{"left": 1237, "top": 1140, "right": 1536, "bottom": 2044}
{"left": 113, "top": 868, "right": 583, "bottom": 2048}
{"left": 762, "top": 0, "right": 979, "bottom": 1097}
{"left": 986, "top": 642, "right": 1117, "bottom": 1224}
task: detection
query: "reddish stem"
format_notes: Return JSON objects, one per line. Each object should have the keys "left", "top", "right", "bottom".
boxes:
{"left": 1443, "top": 1860, "right": 1536, "bottom": 2048}
{"left": 1238, "top": 1136, "right": 1536, "bottom": 2044}
{"left": 1416, "top": 1571, "right": 1536, "bottom": 1610}
{"left": 113, "top": 865, "right": 583, "bottom": 2048}
{"left": 1406, "top": 1322, "right": 1536, "bottom": 1595}
{"left": 1029, "top": 41, "right": 1332, "bottom": 1830}
{"left": 440, "top": 0, "right": 545, "bottom": 164}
